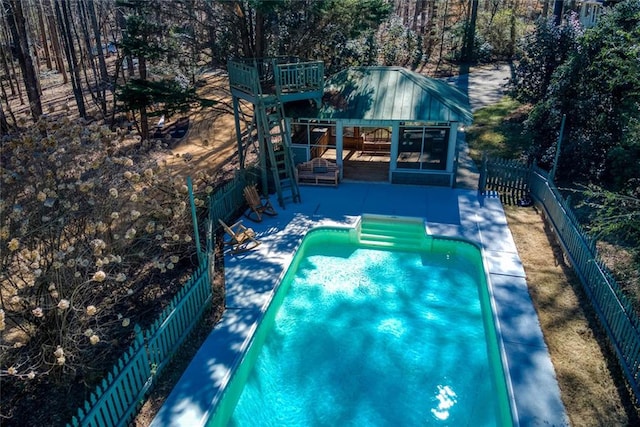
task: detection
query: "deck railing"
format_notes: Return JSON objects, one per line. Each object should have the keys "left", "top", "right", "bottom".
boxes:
{"left": 67, "top": 168, "right": 259, "bottom": 426}
{"left": 228, "top": 59, "right": 261, "bottom": 95}
{"left": 481, "top": 156, "right": 640, "bottom": 406}
{"left": 275, "top": 61, "right": 324, "bottom": 94}
{"left": 228, "top": 57, "right": 324, "bottom": 97}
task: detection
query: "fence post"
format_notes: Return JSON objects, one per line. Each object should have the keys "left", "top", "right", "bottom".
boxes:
{"left": 478, "top": 152, "right": 488, "bottom": 192}
{"left": 549, "top": 114, "right": 566, "bottom": 182}
{"left": 187, "top": 176, "right": 204, "bottom": 264}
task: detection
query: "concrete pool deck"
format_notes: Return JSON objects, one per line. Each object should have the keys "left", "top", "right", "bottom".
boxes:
{"left": 150, "top": 182, "right": 569, "bottom": 427}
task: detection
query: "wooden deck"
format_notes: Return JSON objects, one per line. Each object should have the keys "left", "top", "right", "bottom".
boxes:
{"left": 320, "top": 148, "right": 390, "bottom": 182}
{"left": 228, "top": 57, "right": 324, "bottom": 104}
{"left": 343, "top": 159, "right": 389, "bottom": 182}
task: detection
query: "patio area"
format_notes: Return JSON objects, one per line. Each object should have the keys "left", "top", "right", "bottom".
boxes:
{"left": 151, "top": 182, "right": 568, "bottom": 427}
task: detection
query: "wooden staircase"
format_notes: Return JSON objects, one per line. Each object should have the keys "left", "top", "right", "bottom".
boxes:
{"left": 228, "top": 57, "right": 323, "bottom": 208}
{"left": 255, "top": 96, "right": 301, "bottom": 207}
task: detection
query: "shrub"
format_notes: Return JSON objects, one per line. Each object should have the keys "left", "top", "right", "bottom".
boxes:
{"left": 0, "top": 117, "right": 212, "bottom": 385}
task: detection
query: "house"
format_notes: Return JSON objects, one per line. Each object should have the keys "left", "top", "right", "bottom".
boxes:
{"left": 228, "top": 58, "right": 471, "bottom": 205}
{"left": 578, "top": 0, "right": 604, "bottom": 28}
{"left": 288, "top": 66, "right": 472, "bottom": 187}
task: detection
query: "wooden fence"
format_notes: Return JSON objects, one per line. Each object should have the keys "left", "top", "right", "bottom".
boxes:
{"left": 67, "top": 168, "right": 258, "bottom": 426}
{"left": 478, "top": 154, "right": 532, "bottom": 205}
{"left": 482, "top": 156, "right": 640, "bottom": 406}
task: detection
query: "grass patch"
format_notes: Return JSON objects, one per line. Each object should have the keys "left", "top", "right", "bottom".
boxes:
{"left": 465, "top": 96, "right": 532, "bottom": 164}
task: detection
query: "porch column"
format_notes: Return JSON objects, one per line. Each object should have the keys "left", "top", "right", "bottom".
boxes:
{"left": 447, "top": 122, "right": 458, "bottom": 187}
{"left": 389, "top": 122, "right": 400, "bottom": 181}
{"left": 446, "top": 122, "right": 458, "bottom": 172}
{"left": 335, "top": 120, "right": 344, "bottom": 181}
{"left": 232, "top": 96, "right": 244, "bottom": 168}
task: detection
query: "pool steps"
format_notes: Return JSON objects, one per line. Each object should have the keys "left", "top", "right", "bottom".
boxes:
{"left": 356, "top": 214, "right": 432, "bottom": 251}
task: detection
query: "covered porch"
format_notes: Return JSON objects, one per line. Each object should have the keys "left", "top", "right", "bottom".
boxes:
{"left": 287, "top": 67, "right": 472, "bottom": 186}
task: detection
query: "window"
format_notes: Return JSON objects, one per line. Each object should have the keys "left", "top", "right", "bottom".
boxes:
{"left": 397, "top": 126, "right": 449, "bottom": 171}
{"left": 291, "top": 119, "right": 335, "bottom": 159}
{"left": 329, "top": 126, "right": 354, "bottom": 137}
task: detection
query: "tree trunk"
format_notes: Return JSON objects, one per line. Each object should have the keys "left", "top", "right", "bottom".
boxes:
{"left": 115, "top": 6, "right": 134, "bottom": 77}
{"left": 55, "top": 0, "right": 86, "bottom": 118}
{"left": 4, "top": 0, "right": 43, "bottom": 120}
{"left": 228, "top": 1, "right": 253, "bottom": 57}
{"left": 45, "top": 0, "right": 68, "bottom": 84}
{"left": 0, "top": 42, "right": 17, "bottom": 97}
{"left": 77, "top": 0, "right": 107, "bottom": 115}
{"left": 36, "top": 0, "right": 53, "bottom": 70}
{"left": 254, "top": 7, "right": 265, "bottom": 59}
{"left": 0, "top": 10, "right": 23, "bottom": 101}
{"left": 462, "top": 0, "right": 479, "bottom": 63}
{"left": 0, "top": 71, "right": 18, "bottom": 127}
{"left": 553, "top": 0, "right": 563, "bottom": 25}
{"left": 435, "top": 0, "right": 450, "bottom": 74}
{"left": 509, "top": 0, "right": 519, "bottom": 58}
{"left": 422, "top": 0, "right": 437, "bottom": 59}
{"left": 87, "top": 0, "right": 108, "bottom": 86}
{"left": 542, "top": 0, "right": 550, "bottom": 17}
{"left": 0, "top": 98, "right": 9, "bottom": 133}
{"left": 185, "top": 0, "right": 199, "bottom": 84}
{"left": 137, "top": 55, "right": 149, "bottom": 141}
{"left": 413, "top": 0, "right": 424, "bottom": 32}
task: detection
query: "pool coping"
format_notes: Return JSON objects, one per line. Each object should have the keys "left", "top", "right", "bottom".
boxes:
{"left": 150, "top": 183, "right": 569, "bottom": 427}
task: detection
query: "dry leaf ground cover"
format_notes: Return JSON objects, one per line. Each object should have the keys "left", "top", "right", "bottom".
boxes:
{"left": 505, "top": 205, "right": 638, "bottom": 426}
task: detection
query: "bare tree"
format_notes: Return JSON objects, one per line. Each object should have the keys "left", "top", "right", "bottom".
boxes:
{"left": 88, "top": 0, "right": 109, "bottom": 84}
{"left": 76, "top": 0, "right": 108, "bottom": 115}
{"left": 44, "top": 0, "right": 68, "bottom": 83}
{"left": 462, "top": 0, "right": 479, "bottom": 62}
{"left": 54, "top": 0, "right": 86, "bottom": 118}
{"left": 35, "top": 0, "right": 53, "bottom": 70}
{"left": 3, "top": 0, "right": 42, "bottom": 120}
{"left": 0, "top": 38, "right": 18, "bottom": 98}
{"left": 0, "top": 95, "right": 9, "bottom": 132}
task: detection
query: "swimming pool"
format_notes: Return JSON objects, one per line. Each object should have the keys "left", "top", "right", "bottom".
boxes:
{"left": 208, "top": 215, "right": 514, "bottom": 426}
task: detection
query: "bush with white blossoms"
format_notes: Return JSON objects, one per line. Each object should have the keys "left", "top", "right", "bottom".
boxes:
{"left": 0, "top": 117, "right": 213, "bottom": 383}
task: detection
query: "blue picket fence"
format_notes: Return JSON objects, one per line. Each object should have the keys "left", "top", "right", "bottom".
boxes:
{"left": 528, "top": 166, "right": 640, "bottom": 406}
{"left": 208, "top": 167, "right": 259, "bottom": 227}
{"left": 67, "top": 261, "right": 212, "bottom": 427}
{"left": 481, "top": 157, "right": 640, "bottom": 406}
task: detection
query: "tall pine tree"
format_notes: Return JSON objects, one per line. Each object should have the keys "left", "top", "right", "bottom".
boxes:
{"left": 116, "top": 0, "right": 199, "bottom": 141}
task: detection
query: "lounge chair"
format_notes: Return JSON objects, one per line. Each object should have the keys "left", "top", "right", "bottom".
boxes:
{"left": 218, "top": 219, "right": 261, "bottom": 254}
{"left": 243, "top": 185, "right": 277, "bottom": 222}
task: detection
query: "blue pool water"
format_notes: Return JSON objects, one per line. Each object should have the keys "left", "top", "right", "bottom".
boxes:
{"left": 211, "top": 221, "right": 512, "bottom": 426}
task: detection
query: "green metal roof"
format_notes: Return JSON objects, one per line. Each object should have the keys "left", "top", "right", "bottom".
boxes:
{"left": 318, "top": 66, "right": 472, "bottom": 124}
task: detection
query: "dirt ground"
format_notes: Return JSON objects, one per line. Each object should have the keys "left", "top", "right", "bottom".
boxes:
{"left": 159, "top": 73, "right": 242, "bottom": 180}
